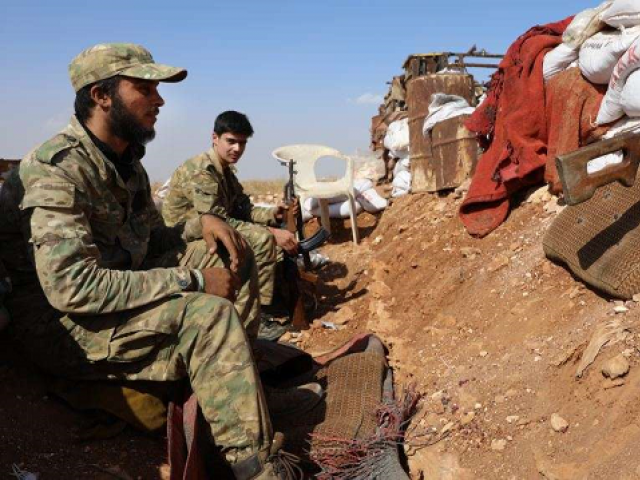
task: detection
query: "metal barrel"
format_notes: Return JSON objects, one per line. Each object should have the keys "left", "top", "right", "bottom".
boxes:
{"left": 428, "top": 114, "right": 478, "bottom": 191}
{"left": 407, "top": 74, "right": 475, "bottom": 192}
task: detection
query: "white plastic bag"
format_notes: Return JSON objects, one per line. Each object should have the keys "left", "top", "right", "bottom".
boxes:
{"left": 391, "top": 170, "right": 411, "bottom": 198}
{"left": 596, "top": 36, "right": 640, "bottom": 124}
{"left": 621, "top": 68, "right": 640, "bottom": 115}
{"left": 579, "top": 28, "right": 640, "bottom": 84}
{"left": 587, "top": 116, "right": 640, "bottom": 173}
{"left": 544, "top": 43, "right": 579, "bottom": 82}
{"left": 383, "top": 118, "right": 410, "bottom": 154}
{"left": 602, "top": 0, "right": 640, "bottom": 28}
{"left": 422, "top": 94, "right": 475, "bottom": 135}
{"left": 564, "top": 1, "right": 614, "bottom": 48}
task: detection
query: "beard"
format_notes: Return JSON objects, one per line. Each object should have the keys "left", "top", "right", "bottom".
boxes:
{"left": 108, "top": 93, "right": 156, "bottom": 145}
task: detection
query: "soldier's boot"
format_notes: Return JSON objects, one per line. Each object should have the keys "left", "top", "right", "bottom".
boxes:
{"left": 264, "top": 382, "right": 324, "bottom": 419}
{"left": 231, "top": 432, "right": 302, "bottom": 480}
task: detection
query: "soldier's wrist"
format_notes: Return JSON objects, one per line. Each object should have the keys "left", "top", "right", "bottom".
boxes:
{"left": 190, "top": 269, "right": 205, "bottom": 292}
{"left": 200, "top": 212, "right": 225, "bottom": 224}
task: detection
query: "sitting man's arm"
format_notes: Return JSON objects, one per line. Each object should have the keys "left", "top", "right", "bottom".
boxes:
{"left": 22, "top": 176, "right": 196, "bottom": 315}
{"left": 232, "top": 180, "right": 279, "bottom": 227}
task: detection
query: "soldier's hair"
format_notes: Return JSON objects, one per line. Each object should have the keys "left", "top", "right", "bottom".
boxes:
{"left": 214, "top": 111, "right": 254, "bottom": 137}
{"left": 74, "top": 76, "right": 122, "bottom": 123}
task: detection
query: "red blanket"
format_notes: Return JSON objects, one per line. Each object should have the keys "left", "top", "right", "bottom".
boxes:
{"left": 460, "top": 17, "right": 573, "bottom": 237}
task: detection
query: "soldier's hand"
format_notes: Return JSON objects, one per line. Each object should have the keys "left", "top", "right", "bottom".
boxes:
{"left": 201, "top": 214, "right": 248, "bottom": 273}
{"left": 269, "top": 227, "right": 299, "bottom": 256}
{"left": 201, "top": 267, "right": 241, "bottom": 302}
{"left": 275, "top": 198, "right": 299, "bottom": 222}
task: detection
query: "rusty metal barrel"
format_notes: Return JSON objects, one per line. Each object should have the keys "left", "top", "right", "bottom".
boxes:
{"left": 407, "top": 74, "right": 475, "bottom": 192}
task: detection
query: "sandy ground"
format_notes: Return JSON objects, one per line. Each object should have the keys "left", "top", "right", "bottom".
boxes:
{"left": 3, "top": 184, "right": 640, "bottom": 479}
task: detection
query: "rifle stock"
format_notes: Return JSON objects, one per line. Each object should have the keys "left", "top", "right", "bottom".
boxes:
{"left": 556, "top": 131, "right": 640, "bottom": 205}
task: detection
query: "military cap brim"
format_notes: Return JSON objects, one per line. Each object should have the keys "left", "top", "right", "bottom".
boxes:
{"left": 119, "top": 63, "right": 187, "bottom": 84}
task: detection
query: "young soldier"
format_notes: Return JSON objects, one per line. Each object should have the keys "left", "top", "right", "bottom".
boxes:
{"left": 162, "top": 112, "right": 299, "bottom": 338}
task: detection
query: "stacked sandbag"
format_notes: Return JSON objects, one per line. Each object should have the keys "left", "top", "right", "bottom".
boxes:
{"left": 564, "top": 1, "right": 614, "bottom": 47}
{"left": 383, "top": 116, "right": 412, "bottom": 196}
{"left": 597, "top": 35, "right": 640, "bottom": 124}
{"left": 302, "top": 178, "right": 388, "bottom": 220}
{"left": 594, "top": 0, "right": 640, "bottom": 124}
{"left": 383, "top": 117, "right": 410, "bottom": 160}
{"left": 586, "top": 117, "right": 640, "bottom": 174}
{"left": 578, "top": 27, "right": 640, "bottom": 84}
{"left": 543, "top": 44, "right": 579, "bottom": 82}
{"left": 391, "top": 158, "right": 411, "bottom": 198}
{"left": 544, "top": 1, "right": 613, "bottom": 82}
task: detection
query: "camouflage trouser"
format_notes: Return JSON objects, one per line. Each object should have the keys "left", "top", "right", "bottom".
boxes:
{"left": 234, "top": 222, "right": 283, "bottom": 306}
{"left": 7, "top": 240, "right": 270, "bottom": 463}
{"left": 144, "top": 239, "right": 261, "bottom": 340}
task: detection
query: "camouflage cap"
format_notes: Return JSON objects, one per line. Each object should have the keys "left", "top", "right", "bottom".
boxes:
{"left": 68, "top": 43, "right": 187, "bottom": 92}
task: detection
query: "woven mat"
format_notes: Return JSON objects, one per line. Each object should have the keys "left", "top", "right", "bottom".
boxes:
{"left": 272, "top": 350, "right": 386, "bottom": 459}
{"left": 544, "top": 170, "right": 640, "bottom": 299}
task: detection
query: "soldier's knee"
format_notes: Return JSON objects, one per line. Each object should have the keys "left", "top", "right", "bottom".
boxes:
{"left": 184, "top": 293, "right": 240, "bottom": 331}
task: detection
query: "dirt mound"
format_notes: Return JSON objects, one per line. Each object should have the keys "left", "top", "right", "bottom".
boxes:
{"left": 3, "top": 185, "right": 640, "bottom": 479}
{"left": 302, "top": 188, "right": 640, "bottom": 479}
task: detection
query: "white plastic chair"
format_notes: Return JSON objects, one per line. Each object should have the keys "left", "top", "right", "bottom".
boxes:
{"left": 272, "top": 144, "right": 360, "bottom": 244}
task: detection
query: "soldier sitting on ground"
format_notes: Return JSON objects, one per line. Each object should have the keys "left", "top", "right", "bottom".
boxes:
{"left": 162, "top": 111, "right": 300, "bottom": 340}
{"left": 0, "top": 43, "right": 303, "bottom": 480}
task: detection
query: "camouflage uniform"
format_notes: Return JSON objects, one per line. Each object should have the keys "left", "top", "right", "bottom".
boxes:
{"left": 0, "top": 43, "right": 272, "bottom": 464}
{"left": 163, "top": 148, "right": 282, "bottom": 306}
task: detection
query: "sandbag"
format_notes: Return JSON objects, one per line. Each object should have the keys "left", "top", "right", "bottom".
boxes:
{"left": 391, "top": 170, "right": 411, "bottom": 198}
{"left": 393, "top": 157, "right": 410, "bottom": 177}
{"left": 353, "top": 178, "right": 374, "bottom": 193}
{"left": 353, "top": 178, "right": 388, "bottom": 213}
{"left": 383, "top": 118, "right": 410, "bottom": 158}
{"left": 579, "top": 28, "right": 640, "bottom": 84}
{"left": 602, "top": 0, "right": 640, "bottom": 28}
{"left": 587, "top": 117, "right": 640, "bottom": 174}
{"left": 596, "top": 36, "right": 640, "bottom": 124}
{"left": 356, "top": 188, "right": 388, "bottom": 213}
{"left": 310, "top": 199, "right": 362, "bottom": 219}
{"left": 422, "top": 94, "right": 475, "bottom": 134}
{"left": 563, "top": 1, "right": 614, "bottom": 48}
{"left": 391, "top": 149, "right": 410, "bottom": 161}
{"left": 621, "top": 68, "right": 640, "bottom": 115}
{"left": 544, "top": 43, "right": 579, "bottom": 81}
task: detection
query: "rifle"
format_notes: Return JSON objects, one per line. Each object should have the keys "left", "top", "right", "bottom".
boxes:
{"left": 283, "top": 160, "right": 330, "bottom": 265}
{"left": 281, "top": 160, "right": 330, "bottom": 330}
{"left": 556, "top": 131, "right": 640, "bottom": 205}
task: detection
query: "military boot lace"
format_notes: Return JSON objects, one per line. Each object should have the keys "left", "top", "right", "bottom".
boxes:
{"left": 269, "top": 432, "right": 303, "bottom": 480}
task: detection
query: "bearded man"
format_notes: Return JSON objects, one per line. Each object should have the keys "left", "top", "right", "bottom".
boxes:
{"left": 0, "top": 43, "right": 300, "bottom": 479}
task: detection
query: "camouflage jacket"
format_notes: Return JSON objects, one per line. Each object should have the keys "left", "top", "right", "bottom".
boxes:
{"left": 162, "top": 148, "right": 277, "bottom": 228}
{"left": 0, "top": 116, "right": 202, "bottom": 316}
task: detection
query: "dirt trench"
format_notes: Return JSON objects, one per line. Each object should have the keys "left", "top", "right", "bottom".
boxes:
{"left": 3, "top": 186, "right": 640, "bottom": 479}
{"left": 300, "top": 188, "right": 640, "bottom": 480}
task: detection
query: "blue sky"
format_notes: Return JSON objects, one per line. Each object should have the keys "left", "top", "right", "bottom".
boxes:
{"left": 1, "top": 0, "right": 586, "bottom": 181}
